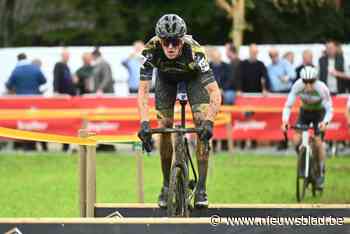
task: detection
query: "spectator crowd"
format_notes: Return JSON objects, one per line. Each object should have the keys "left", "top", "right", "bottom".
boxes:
{"left": 206, "top": 40, "right": 350, "bottom": 105}
{"left": 3, "top": 39, "right": 350, "bottom": 152}
{"left": 5, "top": 40, "right": 350, "bottom": 100}
{"left": 205, "top": 40, "right": 349, "bottom": 151}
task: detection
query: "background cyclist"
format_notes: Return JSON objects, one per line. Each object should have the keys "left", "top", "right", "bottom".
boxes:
{"left": 281, "top": 66, "right": 333, "bottom": 190}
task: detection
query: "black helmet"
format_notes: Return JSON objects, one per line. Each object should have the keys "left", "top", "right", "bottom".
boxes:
{"left": 155, "top": 14, "right": 187, "bottom": 39}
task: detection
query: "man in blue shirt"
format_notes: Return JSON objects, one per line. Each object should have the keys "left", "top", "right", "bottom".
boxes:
{"left": 6, "top": 53, "right": 46, "bottom": 95}
{"left": 6, "top": 53, "right": 47, "bottom": 151}
{"left": 122, "top": 41, "right": 145, "bottom": 94}
{"left": 267, "top": 48, "right": 296, "bottom": 93}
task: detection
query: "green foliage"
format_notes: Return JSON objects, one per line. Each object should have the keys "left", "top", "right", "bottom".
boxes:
{"left": 0, "top": 0, "right": 347, "bottom": 47}
{"left": 271, "top": 0, "right": 338, "bottom": 13}
{"left": 245, "top": 0, "right": 346, "bottom": 44}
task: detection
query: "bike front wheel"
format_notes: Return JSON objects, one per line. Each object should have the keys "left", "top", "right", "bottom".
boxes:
{"left": 167, "top": 132, "right": 190, "bottom": 217}
{"left": 296, "top": 147, "right": 307, "bottom": 202}
{"left": 167, "top": 166, "right": 189, "bottom": 217}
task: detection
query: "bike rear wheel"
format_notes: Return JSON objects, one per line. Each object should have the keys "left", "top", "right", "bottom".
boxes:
{"left": 296, "top": 176, "right": 307, "bottom": 202}
{"left": 296, "top": 147, "right": 307, "bottom": 202}
{"left": 310, "top": 156, "right": 323, "bottom": 197}
{"left": 311, "top": 183, "right": 323, "bottom": 197}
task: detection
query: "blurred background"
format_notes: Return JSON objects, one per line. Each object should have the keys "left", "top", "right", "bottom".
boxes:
{"left": 0, "top": 0, "right": 348, "bottom": 95}
{"left": 0, "top": 0, "right": 348, "bottom": 46}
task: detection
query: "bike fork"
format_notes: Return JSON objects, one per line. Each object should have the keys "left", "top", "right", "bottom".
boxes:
{"left": 302, "top": 131, "right": 310, "bottom": 178}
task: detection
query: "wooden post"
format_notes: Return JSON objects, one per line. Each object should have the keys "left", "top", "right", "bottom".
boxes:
{"left": 78, "top": 139, "right": 87, "bottom": 217}
{"left": 216, "top": 140, "right": 222, "bottom": 152}
{"left": 78, "top": 119, "right": 96, "bottom": 217}
{"left": 78, "top": 127, "right": 88, "bottom": 218}
{"left": 86, "top": 144, "right": 96, "bottom": 217}
{"left": 136, "top": 143, "right": 144, "bottom": 203}
{"left": 226, "top": 114, "right": 234, "bottom": 153}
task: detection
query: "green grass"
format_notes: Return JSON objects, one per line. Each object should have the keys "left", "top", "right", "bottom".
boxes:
{"left": 0, "top": 152, "right": 349, "bottom": 217}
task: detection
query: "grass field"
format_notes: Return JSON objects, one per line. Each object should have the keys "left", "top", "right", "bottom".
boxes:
{"left": 0, "top": 151, "right": 349, "bottom": 217}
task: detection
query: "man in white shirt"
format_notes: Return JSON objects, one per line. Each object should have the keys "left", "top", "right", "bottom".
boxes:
{"left": 318, "top": 41, "right": 350, "bottom": 94}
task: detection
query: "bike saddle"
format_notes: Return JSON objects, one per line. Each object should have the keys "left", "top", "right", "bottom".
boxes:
{"left": 177, "top": 92, "right": 188, "bottom": 102}
{"left": 177, "top": 81, "right": 188, "bottom": 102}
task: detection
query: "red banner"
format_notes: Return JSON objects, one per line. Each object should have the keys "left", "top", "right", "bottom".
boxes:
{"left": 213, "top": 111, "right": 349, "bottom": 140}
{"left": 214, "top": 94, "right": 349, "bottom": 141}
{"left": 0, "top": 119, "right": 83, "bottom": 136}
{"left": 0, "top": 95, "right": 154, "bottom": 109}
{"left": 0, "top": 95, "right": 348, "bottom": 141}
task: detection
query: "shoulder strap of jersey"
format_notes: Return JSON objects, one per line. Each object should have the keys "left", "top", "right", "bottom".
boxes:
{"left": 144, "top": 36, "right": 161, "bottom": 50}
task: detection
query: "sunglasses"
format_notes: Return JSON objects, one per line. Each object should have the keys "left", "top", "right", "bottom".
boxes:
{"left": 161, "top": 38, "right": 182, "bottom": 47}
{"left": 302, "top": 79, "right": 316, "bottom": 84}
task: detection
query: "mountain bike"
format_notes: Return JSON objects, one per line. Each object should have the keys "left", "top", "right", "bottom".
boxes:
{"left": 148, "top": 93, "right": 210, "bottom": 217}
{"left": 284, "top": 124, "right": 323, "bottom": 202}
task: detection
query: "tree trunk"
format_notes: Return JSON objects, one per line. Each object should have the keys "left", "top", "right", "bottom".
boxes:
{"left": 335, "top": 0, "right": 341, "bottom": 9}
{"left": 3, "top": 0, "right": 16, "bottom": 47}
{"left": 232, "top": 0, "right": 245, "bottom": 50}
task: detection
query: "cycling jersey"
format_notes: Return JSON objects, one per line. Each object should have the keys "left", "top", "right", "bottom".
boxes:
{"left": 282, "top": 79, "right": 333, "bottom": 124}
{"left": 140, "top": 35, "right": 215, "bottom": 86}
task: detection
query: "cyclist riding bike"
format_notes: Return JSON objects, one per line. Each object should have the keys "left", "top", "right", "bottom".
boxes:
{"left": 137, "top": 14, "right": 221, "bottom": 208}
{"left": 281, "top": 66, "right": 333, "bottom": 190}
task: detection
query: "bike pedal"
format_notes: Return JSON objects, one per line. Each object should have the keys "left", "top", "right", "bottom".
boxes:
{"left": 189, "top": 180, "right": 196, "bottom": 190}
{"left": 188, "top": 204, "right": 194, "bottom": 211}
{"left": 194, "top": 203, "right": 209, "bottom": 209}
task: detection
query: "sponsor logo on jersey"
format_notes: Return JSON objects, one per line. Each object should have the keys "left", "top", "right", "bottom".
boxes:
{"left": 194, "top": 54, "right": 210, "bottom": 72}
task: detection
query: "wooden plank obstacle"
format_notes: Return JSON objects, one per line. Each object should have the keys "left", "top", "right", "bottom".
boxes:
{"left": 94, "top": 203, "right": 350, "bottom": 218}
{"left": 77, "top": 127, "right": 350, "bottom": 221}
{"left": 78, "top": 112, "right": 233, "bottom": 217}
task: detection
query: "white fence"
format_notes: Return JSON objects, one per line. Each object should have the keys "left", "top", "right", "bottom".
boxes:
{"left": 0, "top": 44, "right": 349, "bottom": 96}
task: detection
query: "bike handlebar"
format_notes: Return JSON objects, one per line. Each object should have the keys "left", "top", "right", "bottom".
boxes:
{"left": 145, "top": 127, "right": 210, "bottom": 153}
{"left": 148, "top": 127, "right": 202, "bottom": 134}
{"left": 286, "top": 124, "right": 319, "bottom": 131}
{"left": 283, "top": 124, "right": 319, "bottom": 142}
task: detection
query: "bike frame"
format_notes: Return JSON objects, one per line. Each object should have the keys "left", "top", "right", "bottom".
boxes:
{"left": 147, "top": 92, "right": 207, "bottom": 205}
{"left": 287, "top": 125, "right": 317, "bottom": 178}
{"left": 149, "top": 103, "right": 200, "bottom": 190}
{"left": 284, "top": 124, "right": 323, "bottom": 202}
{"left": 301, "top": 129, "right": 311, "bottom": 178}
